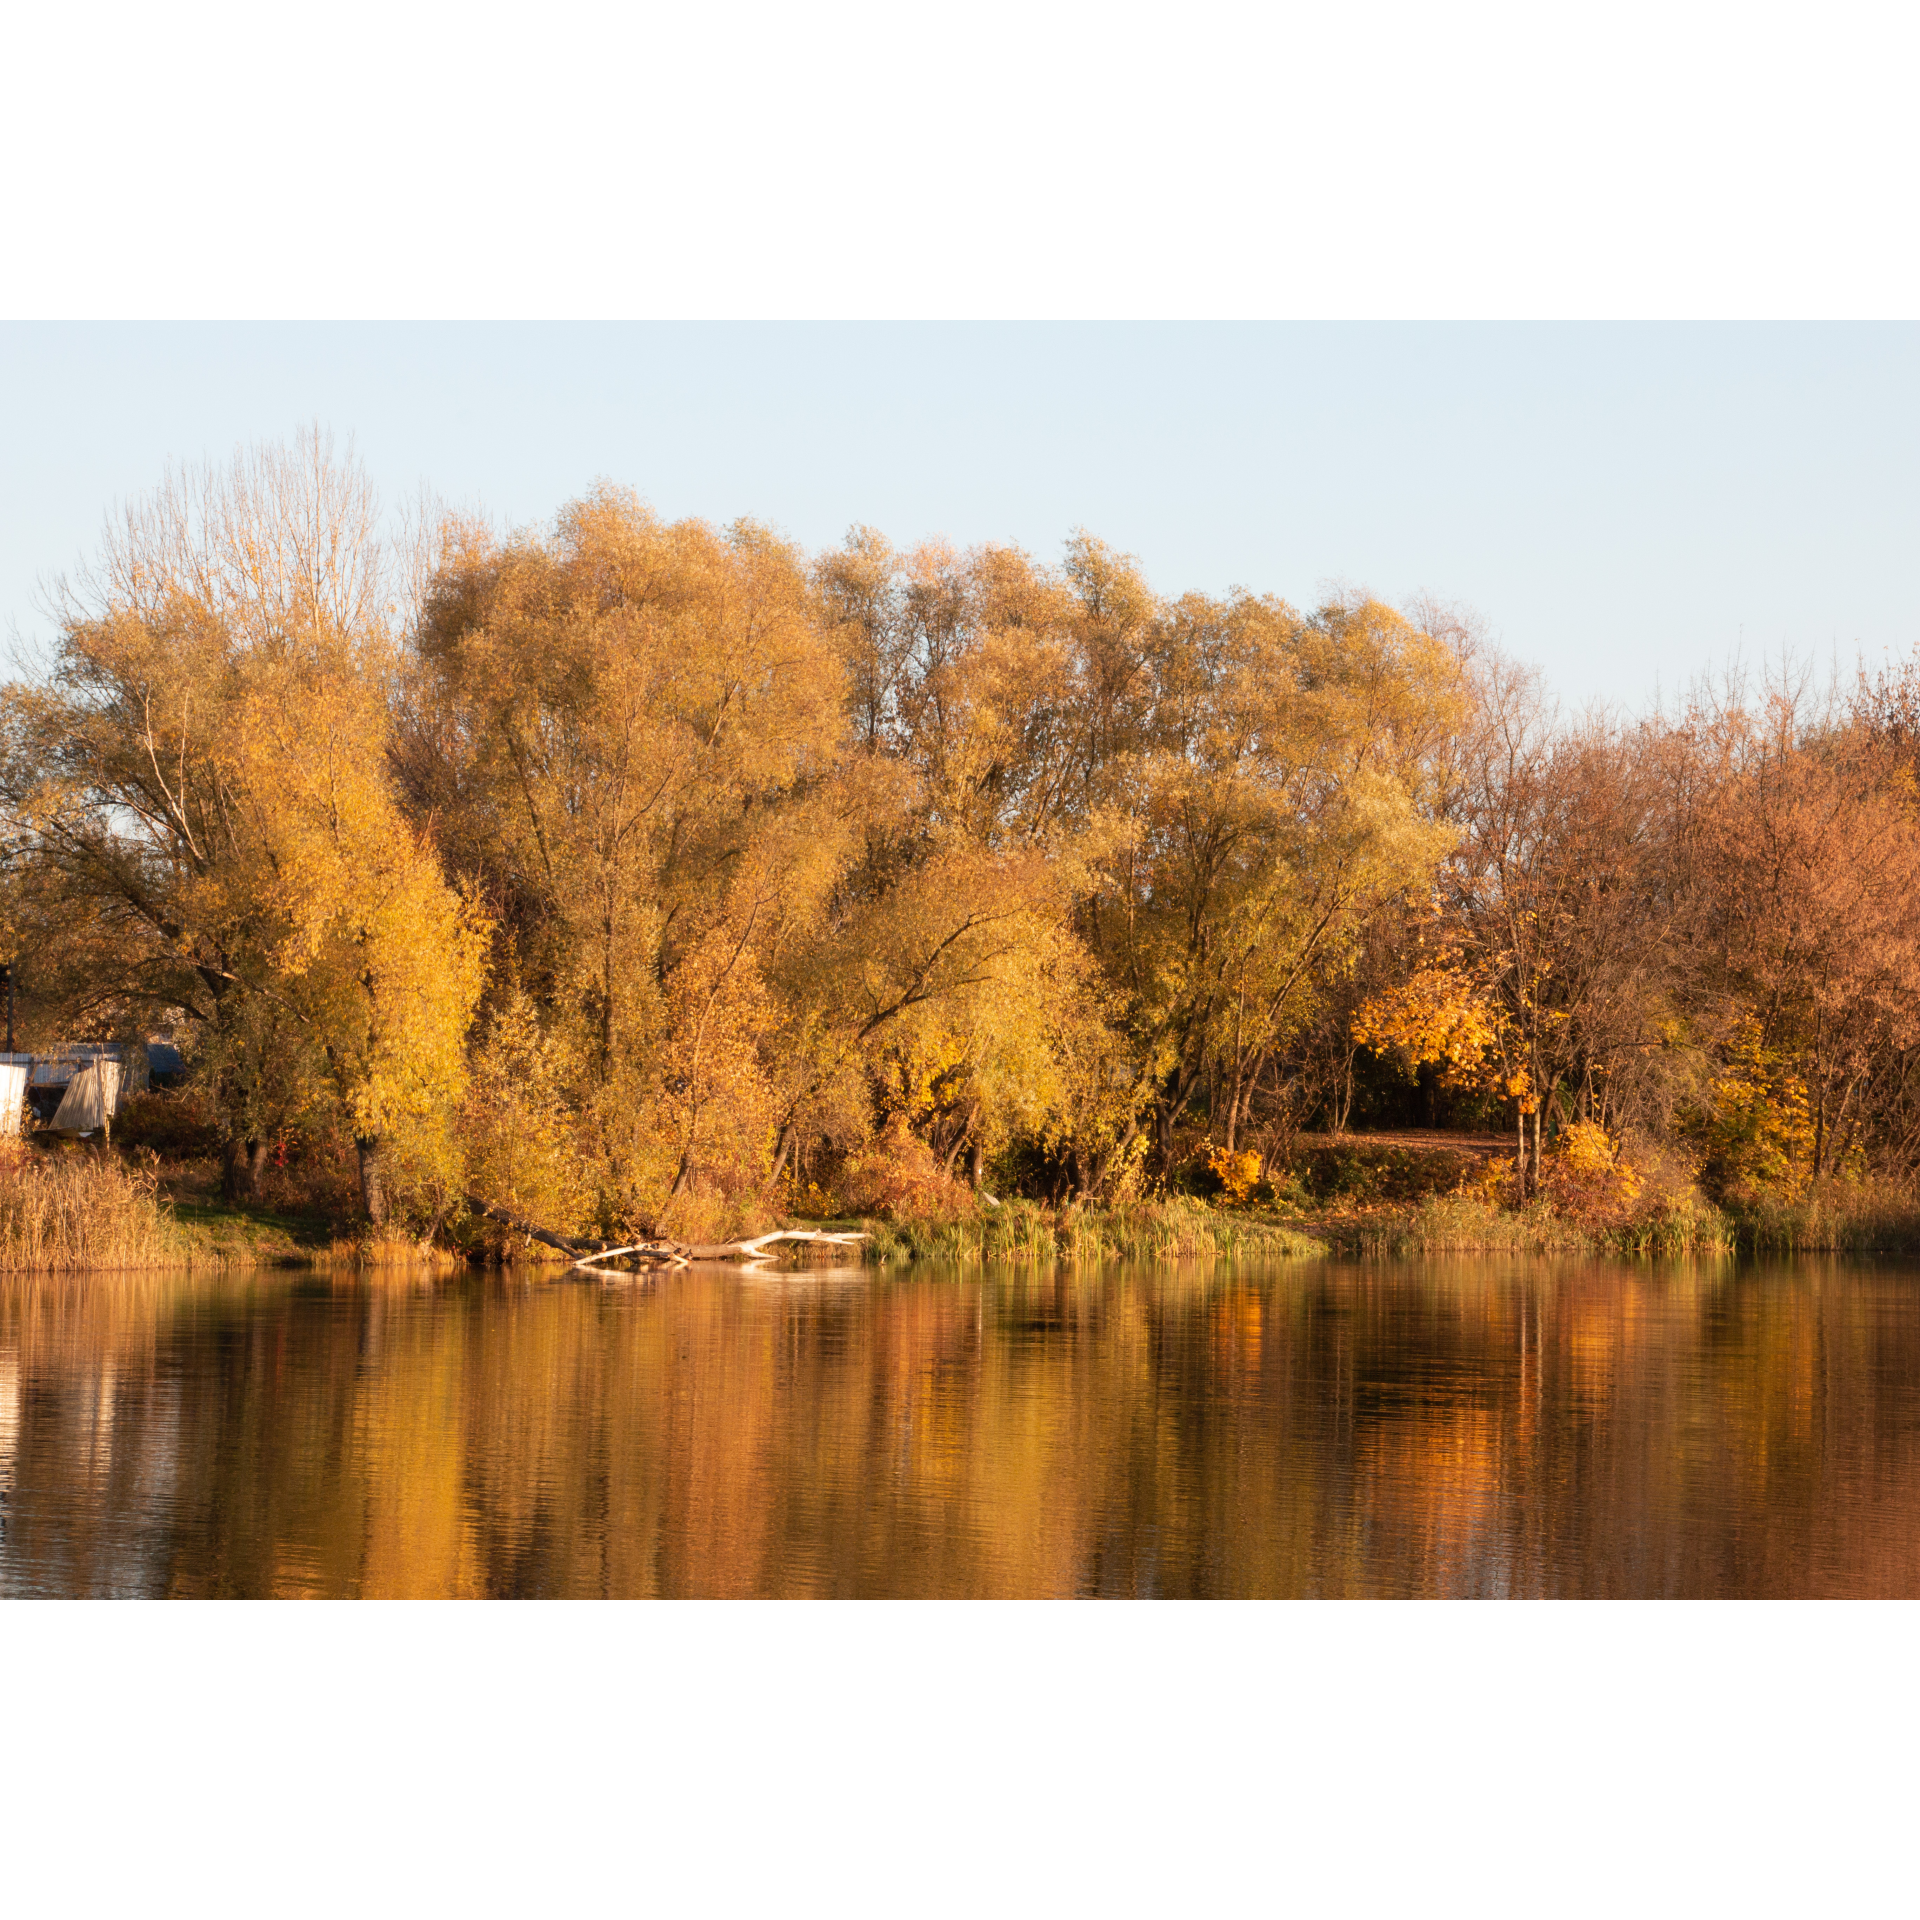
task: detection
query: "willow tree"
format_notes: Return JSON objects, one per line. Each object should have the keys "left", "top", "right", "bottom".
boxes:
{"left": 402, "top": 488, "right": 853, "bottom": 1232}
{"left": 809, "top": 533, "right": 1474, "bottom": 1190}
{"left": 803, "top": 529, "right": 1146, "bottom": 1195}
{"left": 1081, "top": 592, "right": 1467, "bottom": 1160}
{"left": 0, "top": 431, "right": 486, "bottom": 1215}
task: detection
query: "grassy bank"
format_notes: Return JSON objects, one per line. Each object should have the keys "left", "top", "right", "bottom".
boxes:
{"left": 16, "top": 1133, "right": 1920, "bottom": 1280}
{"left": 163, "top": 1197, "right": 454, "bottom": 1270}
{"left": 1304, "top": 1193, "right": 1733, "bottom": 1258}
{"left": 1719, "top": 1186, "right": 1920, "bottom": 1254}
{"left": 1283, "top": 1188, "right": 1920, "bottom": 1257}
{"left": 1244, "top": 1132, "right": 1920, "bottom": 1257}
{"left": 849, "top": 1175, "right": 1920, "bottom": 1269}
{"left": 859, "top": 1196, "right": 1327, "bottom": 1266}
{"left": 849, "top": 1192, "right": 1739, "bottom": 1266}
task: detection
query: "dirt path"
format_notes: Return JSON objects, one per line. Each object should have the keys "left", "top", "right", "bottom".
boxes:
{"left": 1288, "top": 1130, "right": 1514, "bottom": 1153}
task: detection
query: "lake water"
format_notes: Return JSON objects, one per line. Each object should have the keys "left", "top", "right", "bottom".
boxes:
{"left": 3, "top": 1256, "right": 1918, "bottom": 1597}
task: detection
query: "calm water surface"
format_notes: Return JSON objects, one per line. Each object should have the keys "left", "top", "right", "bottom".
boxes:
{"left": 3, "top": 1256, "right": 1918, "bottom": 1597}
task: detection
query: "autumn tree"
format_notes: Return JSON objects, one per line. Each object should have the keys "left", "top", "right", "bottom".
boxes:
{"left": 797, "top": 530, "right": 1137, "bottom": 1199}
{"left": 1080, "top": 590, "right": 1467, "bottom": 1169}
{"left": 0, "top": 431, "right": 486, "bottom": 1216}
{"left": 1431, "top": 656, "right": 1700, "bottom": 1192}
{"left": 1680, "top": 685, "right": 1920, "bottom": 1187}
{"left": 812, "top": 538, "right": 1474, "bottom": 1194}
{"left": 34, "top": 438, "right": 1918, "bottom": 1237}
{"left": 397, "top": 488, "right": 852, "bottom": 1235}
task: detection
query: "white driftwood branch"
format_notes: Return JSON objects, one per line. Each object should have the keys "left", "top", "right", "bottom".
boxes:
{"left": 571, "top": 1242, "right": 681, "bottom": 1274}
{"left": 465, "top": 1191, "right": 868, "bottom": 1276}
{"left": 572, "top": 1227, "right": 869, "bottom": 1276}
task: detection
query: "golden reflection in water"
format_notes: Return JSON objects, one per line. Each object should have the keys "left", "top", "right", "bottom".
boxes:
{"left": 3, "top": 1257, "right": 1919, "bottom": 1597}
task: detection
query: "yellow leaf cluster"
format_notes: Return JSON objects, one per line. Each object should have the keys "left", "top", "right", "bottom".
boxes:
{"left": 1352, "top": 965, "right": 1501, "bottom": 1082}
{"left": 1206, "top": 1145, "right": 1264, "bottom": 1206}
{"left": 1693, "top": 1016, "right": 1818, "bottom": 1197}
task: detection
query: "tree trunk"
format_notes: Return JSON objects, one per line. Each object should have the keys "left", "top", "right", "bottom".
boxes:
{"left": 357, "top": 1135, "right": 392, "bottom": 1227}
{"left": 769, "top": 1119, "right": 796, "bottom": 1189}
{"left": 1091, "top": 1114, "right": 1140, "bottom": 1196}
{"left": 575, "top": 1226, "right": 870, "bottom": 1272}
{"left": 221, "top": 1137, "right": 269, "bottom": 1205}
{"left": 465, "top": 1193, "right": 608, "bottom": 1257}
{"left": 941, "top": 1104, "right": 978, "bottom": 1179}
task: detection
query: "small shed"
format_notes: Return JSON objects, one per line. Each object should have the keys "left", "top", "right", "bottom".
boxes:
{"left": 20, "top": 1044, "right": 146, "bottom": 1125}
{"left": 50, "top": 1059, "right": 124, "bottom": 1136}
{"left": 0, "top": 1056, "right": 27, "bottom": 1136}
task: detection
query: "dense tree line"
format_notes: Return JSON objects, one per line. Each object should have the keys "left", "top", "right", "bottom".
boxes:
{"left": 4, "top": 433, "right": 1917, "bottom": 1242}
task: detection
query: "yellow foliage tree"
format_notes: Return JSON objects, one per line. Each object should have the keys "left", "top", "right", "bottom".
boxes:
{"left": 405, "top": 490, "right": 850, "bottom": 1233}
{"left": 0, "top": 431, "right": 487, "bottom": 1219}
{"left": 1085, "top": 589, "right": 1467, "bottom": 1162}
{"left": 1544, "top": 1119, "right": 1645, "bottom": 1225}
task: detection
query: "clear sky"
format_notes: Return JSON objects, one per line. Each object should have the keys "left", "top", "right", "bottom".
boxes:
{"left": 5, "top": 322, "right": 1915, "bottom": 711}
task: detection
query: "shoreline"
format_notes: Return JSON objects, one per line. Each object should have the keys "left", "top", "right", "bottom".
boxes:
{"left": 8, "top": 1141, "right": 1920, "bottom": 1277}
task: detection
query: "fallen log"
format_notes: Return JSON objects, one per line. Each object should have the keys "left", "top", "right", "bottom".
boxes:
{"left": 460, "top": 1182, "right": 867, "bottom": 1274}
{"left": 573, "top": 1227, "right": 870, "bottom": 1275}
{"left": 464, "top": 1194, "right": 867, "bottom": 1273}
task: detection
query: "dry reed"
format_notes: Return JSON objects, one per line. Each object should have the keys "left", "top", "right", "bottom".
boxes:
{"left": 0, "top": 1148, "right": 191, "bottom": 1273}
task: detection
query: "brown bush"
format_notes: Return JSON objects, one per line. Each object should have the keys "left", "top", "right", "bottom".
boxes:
{"left": 838, "top": 1117, "right": 976, "bottom": 1220}
{"left": 110, "top": 1090, "right": 222, "bottom": 1160}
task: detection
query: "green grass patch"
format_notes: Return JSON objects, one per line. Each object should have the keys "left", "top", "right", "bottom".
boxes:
{"left": 166, "top": 1196, "right": 340, "bottom": 1265}
{"left": 855, "top": 1196, "right": 1327, "bottom": 1266}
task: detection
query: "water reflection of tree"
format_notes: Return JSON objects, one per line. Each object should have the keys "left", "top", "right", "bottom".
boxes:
{"left": 5, "top": 1262, "right": 1920, "bottom": 1597}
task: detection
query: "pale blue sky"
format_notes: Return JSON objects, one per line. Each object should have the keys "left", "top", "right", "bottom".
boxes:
{"left": 4, "top": 323, "right": 1915, "bottom": 710}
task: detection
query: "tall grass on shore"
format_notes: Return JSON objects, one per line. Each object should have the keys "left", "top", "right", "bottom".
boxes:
{"left": 1724, "top": 1182, "right": 1920, "bottom": 1254}
{"left": 863, "top": 1196, "right": 1327, "bottom": 1266}
{"left": 1302, "top": 1185, "right": 1920, "bottom": 1256}
{"left": 0, "top": 1148, "right": 191, "bottom": 1273}
{"left": 1315, "top": 1193, "right": 1735, "bottom": 1258}
{"left": 0, "top": 1147, "right": 475, "bottom": 1275}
